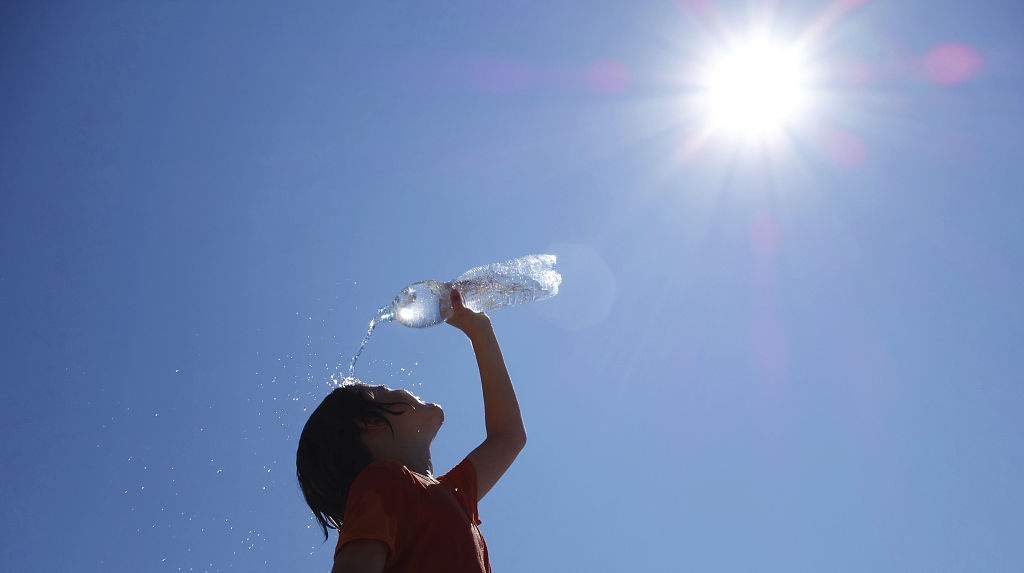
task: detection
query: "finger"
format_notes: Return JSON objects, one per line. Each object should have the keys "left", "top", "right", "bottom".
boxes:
{"left": 450, "top": 287, "right": 464, "bottom": 310}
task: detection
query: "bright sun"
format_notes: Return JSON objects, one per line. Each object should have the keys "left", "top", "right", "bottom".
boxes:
{"left": 698, "top": 39, "right": 811, "bottom": 140}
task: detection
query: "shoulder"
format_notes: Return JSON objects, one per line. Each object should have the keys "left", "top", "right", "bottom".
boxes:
{"left": 339, "top": 461, "right": 415, "bottom": 536}
{"left": 437, "top": 459, "right": 481, "bottom": 524}
{"left": 437, "top": 458, "right": 477, "bottom": 487}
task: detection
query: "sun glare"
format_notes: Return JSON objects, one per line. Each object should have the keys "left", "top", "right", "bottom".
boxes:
{"left": 698, "top": 39, "right": 811, "bottom": 140}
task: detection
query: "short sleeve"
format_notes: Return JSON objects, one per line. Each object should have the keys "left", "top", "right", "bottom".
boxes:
{"left": 438, "top": 458, "right": 481, "bottom": 526}
{"left": 335, "top": 461, "right": 408, "bottom": 560}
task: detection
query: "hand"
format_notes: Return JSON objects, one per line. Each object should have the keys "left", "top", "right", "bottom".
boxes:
{"left": 445, "top": 287, "right": 492, "bottom": 336}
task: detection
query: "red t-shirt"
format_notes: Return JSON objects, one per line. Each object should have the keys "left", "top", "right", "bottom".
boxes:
{"left": 335, "top": 458, "right": 490, "bottom": 573}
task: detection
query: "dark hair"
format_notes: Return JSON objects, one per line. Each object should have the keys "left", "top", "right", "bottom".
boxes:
{"left": 296, "top": 384, "right": 407, "bottom": 540}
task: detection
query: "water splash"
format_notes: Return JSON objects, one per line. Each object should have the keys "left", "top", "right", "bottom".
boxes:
{"left": 342, "top": 307, "right": 394, "bottom": 381}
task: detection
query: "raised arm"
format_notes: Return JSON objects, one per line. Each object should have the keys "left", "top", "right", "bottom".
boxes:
{"left": 446, "top": 288, "right": 527, "bottom": 500}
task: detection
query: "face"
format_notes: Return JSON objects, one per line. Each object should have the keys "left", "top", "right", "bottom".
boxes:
{"left": 360, "top": 384, "right": 444, "bottom": 438}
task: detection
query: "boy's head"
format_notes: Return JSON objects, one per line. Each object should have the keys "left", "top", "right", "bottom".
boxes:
{"left": 357, "top": 384, "right": 445, "bottom": 451}
{"left": 295, "top": 382, "right": 443, "bottom": 539}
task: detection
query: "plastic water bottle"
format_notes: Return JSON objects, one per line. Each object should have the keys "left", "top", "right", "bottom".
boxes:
{"left": 379, "top": 254, "right": 561, "bottom": 328}
{"left": 340, "top": 254, "right": 561, "bottom": 378}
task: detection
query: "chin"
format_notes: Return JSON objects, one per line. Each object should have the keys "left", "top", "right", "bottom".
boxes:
{"left": 429, "top": 403, "right": 445, "bottom": 425}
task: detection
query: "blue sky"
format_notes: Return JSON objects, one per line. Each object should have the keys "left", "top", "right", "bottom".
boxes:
{"left": 2, "top": 1, "right": 1022, "bottom": 571}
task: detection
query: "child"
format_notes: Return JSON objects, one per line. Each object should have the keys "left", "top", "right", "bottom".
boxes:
{"left": 296, "top": 288, "right": 527, "bottom": 573}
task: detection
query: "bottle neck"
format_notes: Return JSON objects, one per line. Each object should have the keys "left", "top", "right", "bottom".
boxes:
{"left": 376, "top": 306, "right": 395, "bottom": 324}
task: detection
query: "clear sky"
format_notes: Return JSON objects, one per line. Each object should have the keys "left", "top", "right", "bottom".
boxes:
{"left": 2, "top": 1, "right": 1022, "bottom": 572}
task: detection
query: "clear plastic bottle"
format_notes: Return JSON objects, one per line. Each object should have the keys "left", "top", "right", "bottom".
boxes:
{"left": 379, "top": 254, "right": 561, "bottom": 328}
